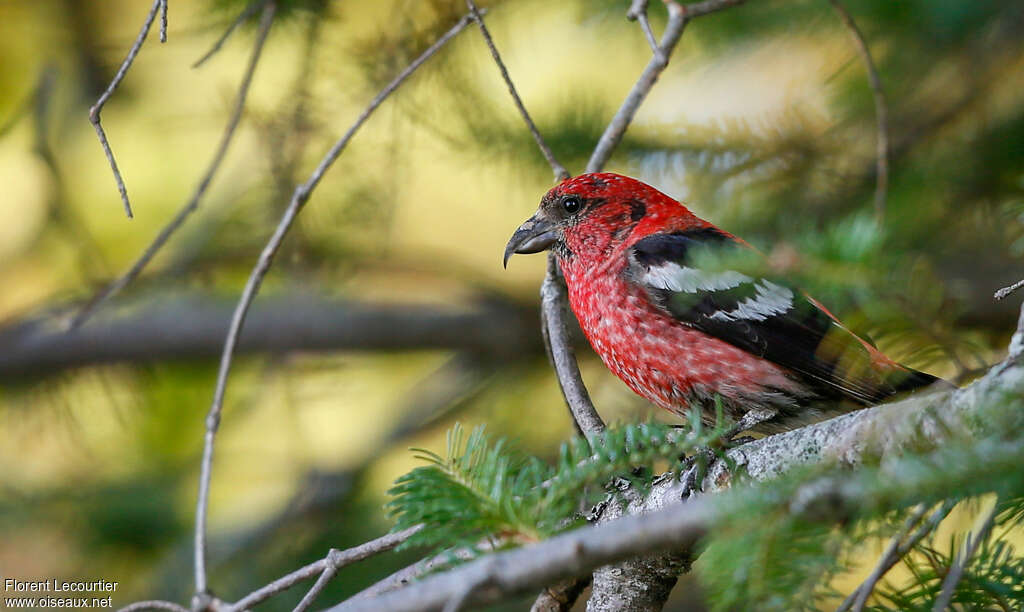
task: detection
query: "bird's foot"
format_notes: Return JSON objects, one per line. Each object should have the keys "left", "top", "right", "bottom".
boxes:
{"left": 679, "top": 446, "right": 715, "bottom": 496}
{"left": 679, "top": 408, "right": 773, "bottom": 495}
{"left": 715, "top": 407, "right": 776, "bottom": 447}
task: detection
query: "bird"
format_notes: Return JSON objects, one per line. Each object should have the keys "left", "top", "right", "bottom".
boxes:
{"left": 504, "top": 172, "right": 946, "bottom": 434}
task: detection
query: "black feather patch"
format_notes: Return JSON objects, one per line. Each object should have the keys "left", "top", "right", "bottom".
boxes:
{"left": 629, "top": 232, "right": 940, "bottom": 405}
{"left": 628, "top": 199, "right": 646, "bottom": 222}
{"left": 631, "top": 228, "right": 732, "bottom": 268}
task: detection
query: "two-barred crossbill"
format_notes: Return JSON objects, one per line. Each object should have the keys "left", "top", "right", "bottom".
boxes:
{"left": 505, "top": 173, "right": 944, "bottom": 433}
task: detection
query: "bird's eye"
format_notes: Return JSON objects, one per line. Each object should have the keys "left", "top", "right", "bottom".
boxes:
{"left": 561, "top": 196, "right": 582, "bottom": 214}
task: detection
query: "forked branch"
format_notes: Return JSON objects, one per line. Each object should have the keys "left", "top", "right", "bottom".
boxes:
{"left": 73, "top": 0, "right": 276, "bottom": 329}
{"left": 89, "top": 0, "right": 163, "bottom": 218}
{"left": 465, "top": 0, "right": 569, "bottom": 182}
{"left": 190, "top": 10, "right": 477, "bottom": 600}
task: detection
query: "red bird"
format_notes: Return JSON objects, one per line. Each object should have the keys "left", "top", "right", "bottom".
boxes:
{"left": 504, "top": 173, "right": 943, "bottom": 433}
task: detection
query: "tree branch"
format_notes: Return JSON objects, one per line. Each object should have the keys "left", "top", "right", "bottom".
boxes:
{"left": 530, "top": 576, "right": 591, "bottom": 612}
{"left": 465, "top": 0, "right": 569, "bottom": 182}
{"left": 838, "top": 500, "right": 956, "bottom": 612}
{"left": 325, "top": 336, "right": 1024, "bottom": 611}
{"left": 89, "top": 0, "right": 163, "bottom": 219}
{"left": 328, "top": 499, "right": 714, "bottom": 612}
{"left": 192, "top": 0, "right": 264, "bottom": 68}
{"left": 682, "top": 0, "right": 746, "bottom": 19}
{"left": 932, "top": 500, "right": 998, "bottom": 612}
{"left": 0, "top": 292, "right": 541, "bottom": 379}
{"left": 220, "top": 526, "right": 422, "bottom": 612}
{"left": 587, "top": 486, "right": 692, "bottom": 612}
{"left": 74, "top": 0, "right": 277, "bottom": 329}
{"left": 586, "top": 0, "right": 688, "bottom": 174}
{"left": 541, "top": 258, "right": 605, "bottom": 438}
{"left": 995, "top": 279, "right": 1024, "bottom": 301}
{"left": 159, "top": 0, "right": 168, "bottom": 43}
{"left": 628, "top": 0, "right": 664, "bottom": 60}
{"left": 191, "top": 11, "right": 476, "bottom": 600}
{"left": 829, "top": 0, "right": 889, "bottom": 222}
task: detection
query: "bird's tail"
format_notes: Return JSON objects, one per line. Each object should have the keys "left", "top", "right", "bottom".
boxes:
{"left": 888, "top": 367, "right": 954, "bottom": 396}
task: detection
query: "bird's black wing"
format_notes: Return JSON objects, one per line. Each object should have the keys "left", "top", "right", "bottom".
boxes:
{"left": 627, "top": 229, "right": 939, "bottom": 404}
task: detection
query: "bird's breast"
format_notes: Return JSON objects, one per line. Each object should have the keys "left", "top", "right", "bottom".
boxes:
{"left": 560, "top": 259, "right": 800, "bottom": 417}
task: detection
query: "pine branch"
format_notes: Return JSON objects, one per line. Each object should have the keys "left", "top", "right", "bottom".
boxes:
{"left": 388, "top": 422, "right": 709, "bottom": 556}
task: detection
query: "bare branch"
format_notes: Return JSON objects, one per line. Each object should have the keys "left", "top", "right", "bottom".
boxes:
{"left": 116, "top": 601, "right": 190, "bottom": 612}
{"left": 71, "top": 0, "right": 277, "bottom": 330}
{"left": 442, "top": 566, "right": 493, "bottom": 612}
{"left": 159, "top": 0, "right": 168, "bottom": 43}
{"left": 839, "top": 500, "right": 956, "bottom": 612}
{"left": 932, "top": 500, "right": 998, "bottom": 612}
{"left": 465, "top": 0, "right": 570, "bottom": 182}
{"left": 346, "top": 542, "right": 496, "bottom": 603}
{"left": 995, "top": 278, "right": 1024, "bottom": 301}
{"left": 192, "top": 0, "right": 265, "bottom": 69}
{"left": 0, "top": 293, "right": 540, "bottom": 379}
{"left": 292, "top": 564, "right": 340, "bottom": 612}
{"left": 627, "top": 0, "right": 663, "bottom": 60}
{"left": 682, "top": 0, "right": 746, "bottom": 19}
{"left": 218, "top": 526, "right": 422, "bottom": 612}
{"left": 541, "top": 257, "right": 605, "bottom": 437}
{"left": 530, "top": 576, "right": 591, "bottom": 612}
{"left": 88, "top": 0, "right": 163, "bottom": 219}
{"left": 586, "top": 1, "right": 688, "bottom": 173}
{"left": 191, "top": 11, "right": 476, "bottom": 597}
{"left": 328, "top": 499, "right": 714, "bottom": 612}
{"left": 588, "top": 0, "right": 749, "bottom": 175}
{"left": 829, "top": 0, "right": 890, "bottom": 222}
{"left": 466, "top": 0, "right": 593, "bottom": 442}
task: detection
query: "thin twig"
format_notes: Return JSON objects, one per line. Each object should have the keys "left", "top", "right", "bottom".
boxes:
{"left": 159, "top": 0, "right": 168, "bottom": 42}
{"left": 116, "top": 601, "right": 190, "bottom": 612}
{"left": 465, "top": 0, "right": 592, "bottom": 437}
{"left": 89, "top": 0, "right": 163, "bottom": 218}
{"left": 189, "top": 3, "right": 280, "bottom": 596}
{"left": 932, "top": 501, "right": 998, "bottom": 611}
{"left": 829, "top": 0, "right": 889, "bottom": 222}
{"left": 541, "top": 257, "right": 605, "bottom": 438}
{"left": 292, "top": 563, "right": 340, "bottom": 612}
{"left": 192, "top": 0, "right": 265, "bottom": 68}
{"left": 71, "top": 0, "right": 276, "bottom": 330}
{"left": 224, "top": 526, "right": 422, "bottom": 612}
{"left": 838, "top": 500, "right": 956, "bottom": 612}
{"left": 627, "top": 0, "right": 663, "bottom": 60}
{"left": 347, "top": 544, "right": 494, "bottom": 602}
{"left": 543, "top": 0, "right": 695, "bottom": 440}
{"left": 530, "top": 576, "right": 591, "bottom": 611}
{"left": 191, "top": 12, "right": 475, "bottom": 598}
{"left": 465, "top": 0, "right": 570, "bottom": 182}
{"left": 995, "top": 279, "right": 1024, "bottom": 301}
{"left": 683, "top": 0, "right": 746, "bottom": 18}
{"left": 586, "top": 1, "right": 687, "bottom": 173}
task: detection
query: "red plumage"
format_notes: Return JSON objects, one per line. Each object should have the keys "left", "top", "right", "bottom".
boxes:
{"left": 505, "top": 173, "right": 944, "bottom": 432}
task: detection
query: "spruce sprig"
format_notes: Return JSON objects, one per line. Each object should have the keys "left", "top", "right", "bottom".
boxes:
{"left": 387, "top": 419, "right": 717, "bottom": 555}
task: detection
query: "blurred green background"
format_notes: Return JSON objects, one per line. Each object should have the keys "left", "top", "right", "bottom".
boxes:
{"left": 0, "top": 0, "right": 1021, "bottom": 609}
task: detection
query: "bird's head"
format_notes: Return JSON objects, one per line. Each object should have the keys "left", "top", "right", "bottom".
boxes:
{"left": 504, "top": 172, "right": 705, "bottom": 268}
